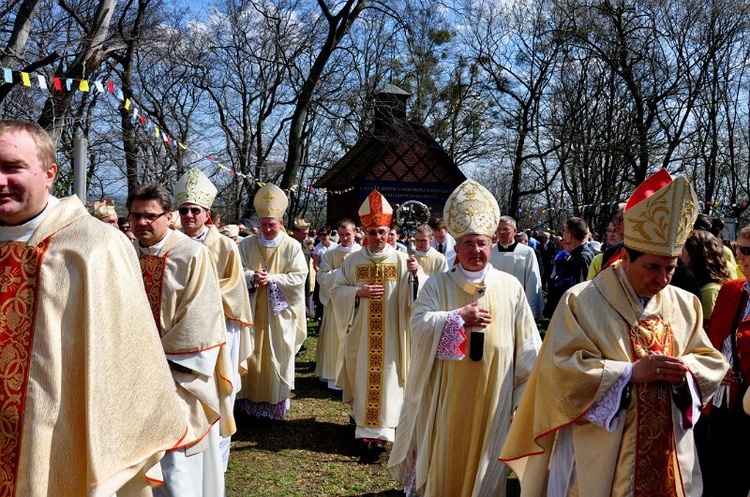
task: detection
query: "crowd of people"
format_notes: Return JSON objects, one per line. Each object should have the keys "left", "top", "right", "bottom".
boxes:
{"left": 1, "top": 117, "right": 748, "bottom": 496}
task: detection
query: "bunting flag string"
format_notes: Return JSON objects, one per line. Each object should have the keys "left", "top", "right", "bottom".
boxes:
{"left": 4, "top": 65, "right": 750, "bottom": 206}
{"left": 0, "top": 65, "right": 349, "bottom": 196}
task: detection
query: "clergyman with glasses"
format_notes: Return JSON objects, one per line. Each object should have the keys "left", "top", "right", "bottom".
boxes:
{"left": 173, "top": 167, "right": 254, "bottom": 474}
{"left": 388, "top": 179, "right": 541, "bottom": 495}
{"left": 127, "top": 182, "right": 233, "bottom": 497}
{"left": 330, "top": 189, "right": 423, "bottom": 462}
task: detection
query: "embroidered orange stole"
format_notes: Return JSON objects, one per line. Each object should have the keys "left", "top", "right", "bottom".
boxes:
{"left": 356, "top": 262, "right": 397, "bottom": 427}
{"left": 628, "top": 317, "right": 678, "bottom": 497}
{"left": 139, "top": 253, "right": 169, "bottom": 337}
{"left": 0, "top": 239, "right": 50, "bottom": 497}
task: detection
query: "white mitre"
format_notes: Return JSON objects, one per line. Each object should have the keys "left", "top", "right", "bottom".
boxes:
{"left": 174, "top": 167, "right": 218, "bottom": 209}
{"left": 444, "top": 179, "right": 500, "bottom": 240}
{"left": 254, "top": 183, "right": 288, "bottom": 219}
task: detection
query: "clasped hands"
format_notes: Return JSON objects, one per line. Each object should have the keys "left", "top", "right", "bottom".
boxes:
{"left": 631, "top": 352, "right": 688, "bottom": 386}
{"left": 253, "top": 267, "right": 270, "bottom": 287}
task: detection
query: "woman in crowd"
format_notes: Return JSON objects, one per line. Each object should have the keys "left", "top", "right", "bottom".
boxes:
{"left": 681, "top": 230, "right": 731, "bottom": 329}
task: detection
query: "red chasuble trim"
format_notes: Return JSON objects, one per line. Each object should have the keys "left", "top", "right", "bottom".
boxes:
{"left": 628, "top": 318, "right": 679, "bottom": 497}
{"left": 0, "top": 239, "right": 50, "bottom": 497}
{"left": 139, "top": 253, "right": 169, "bottom": 337}
{"left": 356, "top": 262, "right": 397, "bottom": 427}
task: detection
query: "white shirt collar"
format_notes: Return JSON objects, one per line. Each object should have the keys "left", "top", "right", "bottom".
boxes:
{"left": 0, "top": 196, "right": 60, "bottom": 242}
{"left": 337, "top": 243, "right": 360, "bottom": 253}
{"left": 188, "top": 225, "right": 209, "bottom": 242}
{"left": 260, "top": 233, "right": 281, "bottom": 248}
{"left": 138, "top": 229, "right": 173, "bottom": 256}
{"left": 458, "top": 263, "right": 489, "bottom": 283}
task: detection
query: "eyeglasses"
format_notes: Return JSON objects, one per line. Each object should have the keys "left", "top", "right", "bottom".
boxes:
{"left": 459, "top": 241, "right": 491, "bottom": 251}
{"left": 739, "top": 246, "right": 750, "bottom": 256}
{"left": 178, "top": 206, "right": 204, "bottom": 216}
{"left": 129, "top": 212, "right": 167, "bottom": 223}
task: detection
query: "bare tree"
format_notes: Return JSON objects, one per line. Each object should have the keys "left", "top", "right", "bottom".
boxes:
{"left": 280, "top": 0, "right": 368, "bottom": 190}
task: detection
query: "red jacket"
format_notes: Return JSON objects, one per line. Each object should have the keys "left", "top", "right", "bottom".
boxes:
{"left": 708, "top": 278, "right": 750, "bottom": 409}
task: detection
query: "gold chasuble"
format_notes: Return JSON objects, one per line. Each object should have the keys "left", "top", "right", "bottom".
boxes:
{"left": 137, "top": 229, "right": 235, "bottom": 450}
{"left": 500, "top": 264, "right": 727, "bottom": 497}
{"left": 0, "top": 196, "right": 185, "bottom": 496}
{"left": 330, "top": 245, "right": 422, "bottom": 441}
{"left": 316, "top": 245, "right": 361, "bottom": 385}
{"left": 236, "top": 232, "right": 308, "bottom": 412}
{"left": 203, "top": 225, "right": 254, "bottom": 373}
{"left": 388, "top": 267, "right": 540, "bottom": 497}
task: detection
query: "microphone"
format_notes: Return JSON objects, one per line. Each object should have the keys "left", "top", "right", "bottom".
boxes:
{"left": 470, "top": 331, "right": 484, "bottom": 361}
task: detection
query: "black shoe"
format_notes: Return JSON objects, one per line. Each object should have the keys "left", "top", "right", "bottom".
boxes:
{"left": 358, "top": 438, "right": 387, "bottom": 464}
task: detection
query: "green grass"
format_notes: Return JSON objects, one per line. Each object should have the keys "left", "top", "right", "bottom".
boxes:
{"left": 226, "top": 320, "right": 403, "bottom": 496}
{"left": 226, "top": 318, "right": 522, "bottom": 496}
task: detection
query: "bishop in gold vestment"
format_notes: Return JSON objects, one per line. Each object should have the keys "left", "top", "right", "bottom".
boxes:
{"left": 500, "top": 170, "right": 728, "bottom": 497}
{"left": 388, "top": 179, "right": 541, "bottom": 497}
{"left": 330, "top": 191, "right": 423, "bottom": 446}
{"left": 236, "top": 183, "right": 308, "bottom": 419}
{"left": 173, "top": 167, "right": 254, "bottom": 471}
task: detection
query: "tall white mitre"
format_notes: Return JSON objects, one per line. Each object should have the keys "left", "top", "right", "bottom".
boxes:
{"left": 254, "top": 183, "right": 288, "bottom": 219}
{"left": 443, "top": 179, "right": 501, "bottom": 240}
{"left": 174, "top": 167, "right": 218, "bottom": 209}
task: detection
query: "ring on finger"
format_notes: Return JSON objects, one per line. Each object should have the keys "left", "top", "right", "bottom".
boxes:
{"left": 656, "top": 367, "right": 661, "bottom": 375}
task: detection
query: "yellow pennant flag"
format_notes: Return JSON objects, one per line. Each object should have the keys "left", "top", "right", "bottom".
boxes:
{"left": 155, "top": 126, "right": 160, "bottom": 138}
{"left": 79, "top": 80, "right": 90, "bottom": 92}
{"left": 20, "top": 72, "right": 31, "bottom": 87}
{"left": 124, "top": 98, "right": 131, "bottom": 110}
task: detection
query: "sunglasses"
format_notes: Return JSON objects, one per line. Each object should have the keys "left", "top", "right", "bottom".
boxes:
{"left": 178, "top": 206, "right": 205, "bottom": 216}
{"left": 739, "top": 246, "right": 750, "bottom": 256}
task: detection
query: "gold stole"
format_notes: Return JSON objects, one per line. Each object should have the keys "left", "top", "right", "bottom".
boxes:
{"left": 355, "top": 262, "right": 397, "bottom": 427}
{"left": 0, "top": 239, "right": 50, "bottom": 497}
{"left": 139, "top": 253, "right": 169, "bottom": 337}
{"left": 628, "top": 317, "right": 678, "bottom": 496}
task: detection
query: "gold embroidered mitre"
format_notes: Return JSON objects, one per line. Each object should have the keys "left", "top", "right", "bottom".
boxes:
{"left": 624, "top": 168, "right": 699, "bottom": 257}
{"left": 87, "top": 199, "right": 117, "bottom": 219}
{"left": 443, "top": 179, "right": 500, "bottom": 240}
{"left": 254, "top": 183, "right": 288, "bottom": 219}
{"left": 174, "top": 167, "right": 218, "bottom": 209}
{"left": 293, "top": 218, "right": 311, "bottom": 230}
{"left": 219, "top": 224, "right": 239, "bottom": 238}
{"left": 358, "top": 190, "right": 393, "bottom": 229}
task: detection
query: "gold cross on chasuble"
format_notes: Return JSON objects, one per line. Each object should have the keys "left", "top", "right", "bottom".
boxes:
{"left": 0, "top": 239, "right": 50, "bottom": 497}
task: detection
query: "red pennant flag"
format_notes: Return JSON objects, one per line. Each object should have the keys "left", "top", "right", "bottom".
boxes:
{"left": 107, "top": 81, "right": 115, "bottom": 94}
{"left": 140, "top": 115, "right": 146, "bottom": 126}
{"left": 230, "top": 169, "right": 236, "bottom": 175}
{"left": 53, "top": 77, "right": 62, "bottom": 91}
